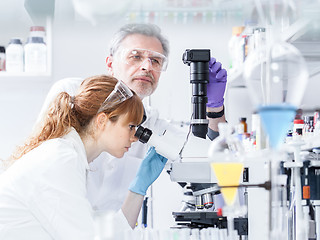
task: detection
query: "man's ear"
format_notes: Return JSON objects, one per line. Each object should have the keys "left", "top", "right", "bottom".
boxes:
{"left": 106, "top": 56, "right": 114, "bottom": 76}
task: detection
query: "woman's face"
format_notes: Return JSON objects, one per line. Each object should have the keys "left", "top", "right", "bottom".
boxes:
{"left": 101, "top": 114, "right": 138, "bottom": 158}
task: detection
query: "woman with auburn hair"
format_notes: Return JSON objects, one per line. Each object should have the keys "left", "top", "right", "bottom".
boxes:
{"left": 0, "top": 75, "right": 167, "bottom": 240}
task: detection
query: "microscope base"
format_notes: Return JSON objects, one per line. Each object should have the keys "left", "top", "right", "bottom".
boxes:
{"left": 172, "top": 211, "right": 248, "bottom": 236}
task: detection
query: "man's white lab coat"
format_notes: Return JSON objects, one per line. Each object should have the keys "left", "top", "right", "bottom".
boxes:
{"left": 0, "top": 129, "right": 129, "bottom": 239}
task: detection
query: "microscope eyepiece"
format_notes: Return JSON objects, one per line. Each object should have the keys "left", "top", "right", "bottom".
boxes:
{"left": 135, "top": 126, "right": 152, "bottom": 144}
{"left": 134, "top": 125, "right": 185, "bottom": 160}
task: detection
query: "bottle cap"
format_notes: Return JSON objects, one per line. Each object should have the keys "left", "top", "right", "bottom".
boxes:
{"left": 303, "top": 116, "right": 314, "bottom": 122}
{"left": 244, "top": 19, "right": 257, "bottom": 26}
{"left": 30, "top": 26, "right": 45, "bottom": 32}
{"left": 294, "top": 119, "right": 304, "bottom": 124}
{"left": 240, "top": 117, "right": 247, "bottom": 122}
{"left": 26, "top": 37, "right": 45, "bottom": 44}
{"left": 9, "top": 38, "right": 22, "bottom": 45}
{"left": 232, "top": 26, "right": 245, "bottom": 36}
{"left": 0, "top": 46, "right": 5, "bottom": 53}
{"left": 254, "top": 27, "right": 266, "bottom": 32}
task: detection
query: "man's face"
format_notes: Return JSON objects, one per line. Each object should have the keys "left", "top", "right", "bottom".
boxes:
{"left": 107, "top": 34, "right": 165, "bottom": 99}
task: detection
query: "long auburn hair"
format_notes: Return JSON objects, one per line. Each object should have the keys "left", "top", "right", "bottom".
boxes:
{"left": 10, "top": 75, "right": 144, "bottom": 162}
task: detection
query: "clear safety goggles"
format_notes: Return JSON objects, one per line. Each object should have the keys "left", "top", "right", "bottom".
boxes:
{"left": 119, "top": 48, "right": 168, "bottom": 72}
{"left": 97, "top": 80, "right": 133, "bottom": 113}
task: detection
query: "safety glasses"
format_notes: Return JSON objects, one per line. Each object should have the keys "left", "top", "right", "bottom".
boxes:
{"left": 97, "top": 80, "right": 133, "bottom": 113}
{"left": 119, "top": 48, "right": 168, "bottom": 72}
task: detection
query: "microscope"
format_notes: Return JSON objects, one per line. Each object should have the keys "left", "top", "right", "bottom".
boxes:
{"left": 136, "top": 49, "right": 320, "bottom": 240}
{"left": 135, "top": 49, "right": 248, "bottom": 236}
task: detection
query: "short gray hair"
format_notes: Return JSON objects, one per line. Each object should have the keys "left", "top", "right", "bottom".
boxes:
{"left": 109, "top": 23, "right": 169, "bottom": 57}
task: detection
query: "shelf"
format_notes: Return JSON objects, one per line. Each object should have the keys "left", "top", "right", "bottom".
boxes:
{"left": 0, "top": 17, "right": 52, "bottom": 80}
{"left": 228, "top": 16, "right": 320, "bottom": 88}
{"left": 0, "top": 71, "right": 52, "bottom": 85}
{"left": 0, "top": 74, "right": 53, "bottom": 90}
{"left": 228, "top": 67, "right": 245, "bottom": 88}
{"left": 280, "top": 18, "right": 310, "bottom": 43}
{"left": 0, "top": 72, "right": 51, "bottom": 77}
{"left": 283, "top": 135, "right": 320, "bottom": 152}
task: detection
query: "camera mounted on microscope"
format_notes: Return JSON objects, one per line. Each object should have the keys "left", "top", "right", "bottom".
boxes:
{"left": 182, "top": 49, "right": 211, "bottom": 139}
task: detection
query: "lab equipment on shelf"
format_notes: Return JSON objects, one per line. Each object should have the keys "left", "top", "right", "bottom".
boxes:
{"left": 24, "top": 36, "right": 47, "bottom": 73}
{"left": 6, "top": 38, "right": 24, "bottom": 73}
{"left": 1, "top": 25, "right": 47, "bottom": 74}
{"left": 0, "top": 46, "right": 5, "bottom": 71}
{"left": 29, "top": 26, "right": 46, "bottom": 42}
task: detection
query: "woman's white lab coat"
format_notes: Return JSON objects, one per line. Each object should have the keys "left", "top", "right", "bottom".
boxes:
{"left": 0, "top": 128, "right": 129, "bottom": 240}
{"left": 35, "top": 77, "right": 182, "bottom": 213}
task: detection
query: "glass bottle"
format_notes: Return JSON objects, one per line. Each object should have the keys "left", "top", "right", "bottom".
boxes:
{"left": 238, "top": 117, "right": 248, "bottom": 134}
{"left": 303, "top": 116, "right": 314, "bottom": 138}
{"left": 0, "top": 46, "right": 5, "bottom": 71}
{"left": 24, "top": 37, "right": 47, "bottom": 73}
{"left": 6, "top": 38, "right": 24, "bottom": 73}
{"left": 228, "top": 26, "right": 244, "bottom": 71}
{"left": 29, "top": 26, "right": 46, "bottom": 42}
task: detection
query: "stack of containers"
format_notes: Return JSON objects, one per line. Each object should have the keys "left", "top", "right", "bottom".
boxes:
{"left": 2, "top": 26, "right": 47, "bottom": 74}
{"left": 228, "top": 26, "right": 244, "bottom": 71}
{"left": 228, "top": 23, "right": 266, "bottom": 73}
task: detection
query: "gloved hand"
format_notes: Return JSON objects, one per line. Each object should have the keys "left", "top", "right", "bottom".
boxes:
{"left": 207, "top": 58, "right": 228, "bottom": 108}
{"left": 129, "top": 147, "right": 168, "bottom": 196}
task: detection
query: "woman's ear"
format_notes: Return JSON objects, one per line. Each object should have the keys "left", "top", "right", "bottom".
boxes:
{"left": 95, "top": 112, "right": 108, "bottom": 130}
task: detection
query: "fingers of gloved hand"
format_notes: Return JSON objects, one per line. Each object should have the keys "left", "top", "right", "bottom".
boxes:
{"left": 160, "top": 155, "right": 168, "bottom": 165}
{"left": 144, "top": 147, "right": 167, "bottom": 169}
{"left": 150, "top": 149, "right": 167, "bottom": 168}
{"left": 210, "top": 61, "right": 222, "bottom": 74}
{"left": 129, "top": 148, "right": 166, "bottom": 196}
{"left": 209, "top": 57, "right": 216, "bottom": 68}
{"left": 143, "top": 147, "right": 157, "bottom": 162}
{"left": 146, "top": 146, "right": 156, "bottom": 156}
{"left": 216, "top": 68, "right": 227, "bottom": 82}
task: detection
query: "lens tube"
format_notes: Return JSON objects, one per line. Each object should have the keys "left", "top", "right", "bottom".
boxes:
{"left": 182, "top": 49, "right": 211, "bottom": 139}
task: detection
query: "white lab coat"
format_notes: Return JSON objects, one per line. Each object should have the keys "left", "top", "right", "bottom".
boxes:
{"left": 0, "top": 128, "right": 130, "bottom": 240}
{"left": 35, "top": 77, "right": 180, "bottom": 212}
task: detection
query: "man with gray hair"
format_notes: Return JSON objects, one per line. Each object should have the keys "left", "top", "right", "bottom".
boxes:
{"left": 37, "top": 23, "right": 227, "bottom": 221}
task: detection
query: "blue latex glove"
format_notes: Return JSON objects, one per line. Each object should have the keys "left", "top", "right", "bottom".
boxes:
{"left": 207, "top": 58, "right": 228, "bottom": 108}
{"left": 129, "top": 147, "right": 168, "bottom": 196}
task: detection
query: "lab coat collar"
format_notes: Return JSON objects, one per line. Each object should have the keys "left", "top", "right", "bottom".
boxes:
{"left": 142, "top": 101, "right": 152, "bottom": 124}
{"left": 63, "top": 128, "right": 89, "bottom": 170}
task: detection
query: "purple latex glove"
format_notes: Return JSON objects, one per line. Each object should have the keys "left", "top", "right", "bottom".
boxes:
{"left": 207, "top": 58, "right": 227, "bottom": 108}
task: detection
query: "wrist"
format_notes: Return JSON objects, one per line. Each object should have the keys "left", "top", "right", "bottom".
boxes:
{"left": 206, "top": 106, "right": 224, "bottom": 118}
{"left": 129, "top": 177, "right": 147, "bottom": 196}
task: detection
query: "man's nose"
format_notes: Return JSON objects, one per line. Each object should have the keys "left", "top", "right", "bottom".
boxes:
{"left": 140, "top": 58, "right": 152, "bottom": 71}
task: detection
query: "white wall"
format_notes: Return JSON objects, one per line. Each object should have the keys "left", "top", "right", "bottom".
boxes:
{"left": 0, "top": 79, "right": 52, "bottom": 159}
